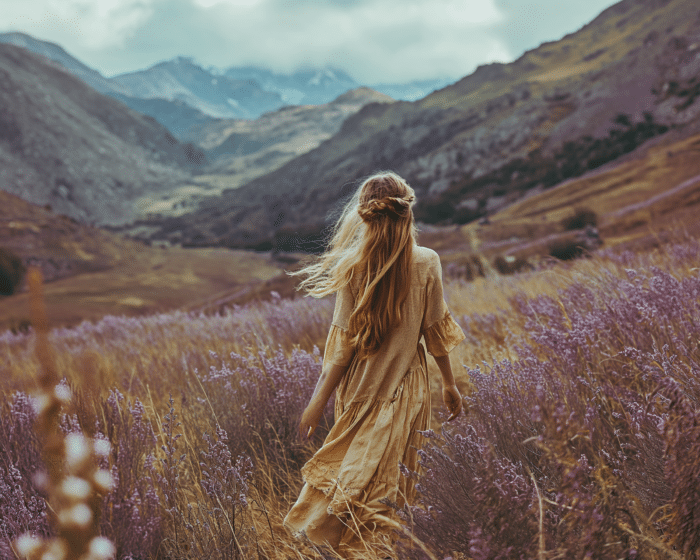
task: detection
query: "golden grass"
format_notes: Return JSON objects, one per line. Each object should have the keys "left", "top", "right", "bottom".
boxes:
{"left": 0, "top": 246, "right": 286, "bottom": 331}
{"left": 494, "top": 133, "right": 700, "bottom": 225}
{"left": 445, "top": 129, "right": 700, "bottom": 269}
{"left": 3, "top": 232, "right": 698, "bottom": 558}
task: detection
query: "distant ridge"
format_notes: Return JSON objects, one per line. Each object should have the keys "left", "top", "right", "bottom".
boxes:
{"left": 171, "top": 87, "right": 395, "bottom": 201}
{"left": 0, "top": 32, "right": 126, "bottom": 96}
{"left": 111, "top": 57, "right": 283, "bottom": 119}
{"left": 221, "top": 66, "right": 450, "bottom": 105}
{"left": 0, "top": 32, "right": 452, "bottom": 136}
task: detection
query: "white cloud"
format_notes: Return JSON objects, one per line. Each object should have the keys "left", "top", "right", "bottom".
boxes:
{"left": 175, "top": 0, "right": 510, "bottom": 82}
{"left": 2, "top": 0, "right": 158, "bottom": 58}
{"left": 0, "top": 0, "right": 618, "bottom": 84}
{"left": 193, "top": 0, "right": 262, "bottom": 6}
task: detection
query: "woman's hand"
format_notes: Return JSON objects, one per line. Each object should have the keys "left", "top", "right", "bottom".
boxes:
{"left": 442, "top": 384, "right": 463, "bottom": 421}
{"left": 299, "top": 362, "right": 349, "bottom": 440}
{"left": 299, "top": 398, "right": 325, "bottom": 440}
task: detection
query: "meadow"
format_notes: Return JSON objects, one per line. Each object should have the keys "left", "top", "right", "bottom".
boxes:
{"left": 1, "top": 234, "right": 700, "bottom": 559}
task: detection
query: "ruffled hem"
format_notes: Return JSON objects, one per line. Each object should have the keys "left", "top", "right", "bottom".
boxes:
{"left": 284, "top": 363, "right": 430, "bottom": 550}
{"left": 422, "top": 310, "right": 466, "bottom": 357}
{"left": 300, "top": 397, "right": 399, "bottom": 511}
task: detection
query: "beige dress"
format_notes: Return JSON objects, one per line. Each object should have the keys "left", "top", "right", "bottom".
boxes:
{"left": 284, "top": 246, "right": 465, "bottom": 557}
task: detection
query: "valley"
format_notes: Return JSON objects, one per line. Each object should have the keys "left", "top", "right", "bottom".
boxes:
{"left": 2, "top": 0, "right": 700, "bottom": 331}
{"left": 0, "top": 190, "right": 293, "bottom": 331}
{"left": 146, "top": 0, "right": 700, "bottom": 252}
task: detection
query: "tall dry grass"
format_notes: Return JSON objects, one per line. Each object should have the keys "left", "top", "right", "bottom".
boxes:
{"left": 1, "top": 236, "right": 699, "bottom": 558}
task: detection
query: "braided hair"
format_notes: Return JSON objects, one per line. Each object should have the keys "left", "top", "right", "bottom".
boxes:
{"left": 357, "top": 194, "right": 415, "bottom": 222}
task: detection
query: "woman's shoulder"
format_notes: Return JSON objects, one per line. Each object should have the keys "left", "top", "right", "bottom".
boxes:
{"left": 413, "top": 245, "right": 441, "bottom": 267}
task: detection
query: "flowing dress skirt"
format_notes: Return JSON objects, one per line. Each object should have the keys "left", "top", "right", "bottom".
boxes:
{"left": 284, "top": 353, "right": 430, "bottom": 558}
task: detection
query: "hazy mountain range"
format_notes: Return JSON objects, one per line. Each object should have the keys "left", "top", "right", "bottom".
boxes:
{"left": 0, "top": 37, "right": 395, "bottom": 228}
{"left": 222, "top": 66, "right": 451, "bottom": 105}
{"left": 0, "top": 32, "right": 450, "bottom": 134}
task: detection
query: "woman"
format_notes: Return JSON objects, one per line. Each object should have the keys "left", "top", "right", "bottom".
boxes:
{"left": 284, "top": 171, "right": 465, "bottom": 558}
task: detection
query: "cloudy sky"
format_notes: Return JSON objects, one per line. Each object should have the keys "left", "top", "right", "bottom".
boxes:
{"left": 2, "top": 0, "right": 620, "bottom": 83}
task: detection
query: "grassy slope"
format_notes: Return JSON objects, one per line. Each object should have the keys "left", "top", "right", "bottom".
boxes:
{"left": 0, "top": 247, "right": 285, "bottom": 331}
{"left": 418, "top": 128, "right": 700, "bottom": 263}
{"left": 0, "top": 191, "right": 288, "bottom": 330}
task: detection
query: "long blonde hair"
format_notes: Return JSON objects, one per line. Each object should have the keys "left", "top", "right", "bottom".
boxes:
{"left": 293, "top": 171, "right": 417, "bottom": 360}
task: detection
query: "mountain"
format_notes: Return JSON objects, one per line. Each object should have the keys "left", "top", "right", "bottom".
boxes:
{"left": 369, "top": 78, "right": 454, "bottom": 102}
{"left": 222, "top": 66, "right": 359, "bottom": 106}
{"left": 111, "top": 57, "right": 283, "bottom": 119}
{"left": 108, "top": 96, "right": 214, "bottom": 136}
{"left": 0, "top": 32, "right": 126, "bottom": 96}
{"left": 0, "top": 33, "right": 451, "bottom": 136}
{"left": 0, "top": 43, "right": 205, "bottom": 225}
{"left": 223, "top": 65, "right": 452, "bottom": 104}
{"left": 149, "top": 0, "right": 700, "bottom": 251}
{"left": 113, "top": 87, "right": 394, "bottom": 221}
{"left": 0, "top": 33, "right": 219, "bottom": 134}
{"left": 178, "top": 87, "right": 394, "bottom": 191}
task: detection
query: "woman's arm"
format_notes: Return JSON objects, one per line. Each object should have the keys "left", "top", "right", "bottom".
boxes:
{"left": 433, "top": 353, "right": 463, "bottom": 421}
{"left": 299, "top": 362, "right": 348, "bottom": 439}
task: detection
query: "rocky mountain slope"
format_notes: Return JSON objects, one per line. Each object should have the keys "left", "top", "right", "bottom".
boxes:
{"left": 0, "top": 34, "right": 222, "bottom": 133}
{"left": 0, "top": 32, "right": 127, "bottom": 96}
{"left": 180, "top": 87, "right": 394, "bottom": 192}
{"left": 0, "top": 43, "right": 205, "bottom": 225}
{"left": 151, "top": 0, "right": 700, "bottom": 251}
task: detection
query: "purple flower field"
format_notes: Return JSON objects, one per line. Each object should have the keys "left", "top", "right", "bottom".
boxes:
{"left": 1, "top": 238, "right": 700, "bottom": 559}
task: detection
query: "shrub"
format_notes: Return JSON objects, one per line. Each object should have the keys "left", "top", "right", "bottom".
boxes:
{"left": 548, "top": 237, "right": 585, "bottom": 260}
{"left": 152, "top": 396, "right": 255, "bottom": 560}
{"left": 561, "top": 207, "right": 598, "bottom": 231}
{"left": 97, "top": 390, "right": 162, "bottom": 559}
{"left": 0, "top": 247, "right": 26, "bottom": 296}
{"left": 0, "top": 393, "right": 50, "bottom": 554}
{"left": 400, "top": 427, "right": 539, "bottom": 559}
{"left": 202, "top": 347, "right": 330, "bottom": 476}
{"left": 403, "top": 257, "right": 700, "bottom": 558}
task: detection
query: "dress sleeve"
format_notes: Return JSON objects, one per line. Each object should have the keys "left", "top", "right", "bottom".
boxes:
{"left": 323, "top": 282, "right": 355, "bottom": 367}
{"left": 421, "top": 252, "right": 466, "bottom": 357}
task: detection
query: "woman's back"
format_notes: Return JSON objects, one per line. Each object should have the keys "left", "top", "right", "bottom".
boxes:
{"left": 329, "top": 245, "right": 460, "bottom": 407}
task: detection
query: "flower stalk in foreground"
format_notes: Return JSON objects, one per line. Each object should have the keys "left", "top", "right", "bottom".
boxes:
{"left": 14, "top": 268, "right": 115, "bottom": 560}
